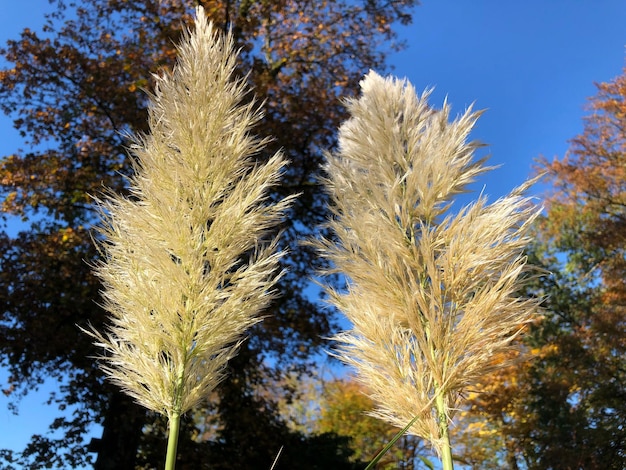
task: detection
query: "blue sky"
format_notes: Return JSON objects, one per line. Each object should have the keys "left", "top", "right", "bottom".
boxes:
{"left": 390, "top": 1, "right": 626, "bottom": 198}
{"left": 0, "top": 0, "right": 625, "bottom": 462}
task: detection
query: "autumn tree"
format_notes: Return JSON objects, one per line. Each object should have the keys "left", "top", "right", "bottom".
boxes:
{"left": 273, "top": 372, "right": 430, "bottom": 469}
{"left": 453, "top": 345, "right": 537, "bottom": 469}
{"left": 318, "top": 378, "right": 429, "bottom": 469}
{"left": 528, "top": 63, "right": 626, "bottom": 470}
{"left": 0, "top": 0, "right": 419, "bottom": 468}
{"left": 456, "top": 66, "right": 626, "bottom": 469}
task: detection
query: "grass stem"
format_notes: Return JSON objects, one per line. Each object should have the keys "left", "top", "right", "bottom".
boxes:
{"left": 435, "top": 392, "right": 454, "bottom": 470}
{"left": 165, "top": 411, "right": 181, "bottom": 470}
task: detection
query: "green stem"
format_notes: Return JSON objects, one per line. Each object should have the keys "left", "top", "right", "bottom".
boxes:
{"left": 435, "top": 391, "right": 454, "bottom": 470}
{"left": 165, "top": 411, "right": 181, "bottom": 470}
{"left": 425, "top": 320, "right": 454, "bottom": 470}
{"left": 165, "top": 359, "right": 187, "bottom": 470}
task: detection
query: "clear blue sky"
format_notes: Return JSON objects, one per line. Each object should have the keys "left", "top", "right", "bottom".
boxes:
{"left": 0, "top": 0, "right": 625, "bottom": 462}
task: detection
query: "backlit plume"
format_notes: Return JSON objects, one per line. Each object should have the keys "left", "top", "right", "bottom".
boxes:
{"left": 86, "top": 6, "right": 294, "bottom": 422}
{"left": 314, "top": 71, "right": 542, "bottom": 457}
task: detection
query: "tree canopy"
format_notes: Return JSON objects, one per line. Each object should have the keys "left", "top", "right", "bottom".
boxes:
{"left": 455, "top": 65, "right": 626, "bottom": 469}
{"left": 0, "top": 0, "right": 418, "bottom": 467}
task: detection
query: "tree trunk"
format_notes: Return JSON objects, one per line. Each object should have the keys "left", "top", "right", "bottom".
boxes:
{"left": 90, "top": 391, "right": 146, "bottom": 470}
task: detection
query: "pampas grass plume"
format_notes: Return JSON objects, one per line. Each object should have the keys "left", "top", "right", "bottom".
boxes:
{"left": 314, "top": 71, "right": 542, "bottom": 464}
{"left": 87, "top": 6, "right": 293, "bottom": 429}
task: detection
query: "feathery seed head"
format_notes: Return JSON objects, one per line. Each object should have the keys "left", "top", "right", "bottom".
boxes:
{"left": 315, "top": 71, "right": 543, "bottom": 454}
{"left": 86, "top": 6, "right": 293, "bottom": 420}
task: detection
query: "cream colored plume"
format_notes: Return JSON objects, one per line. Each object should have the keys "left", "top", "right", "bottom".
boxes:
{"left": 87, "top": 6, "right": 294, "bottom": 421}
{"left": 314, "top": 71, "right": 542, "bottom": 455}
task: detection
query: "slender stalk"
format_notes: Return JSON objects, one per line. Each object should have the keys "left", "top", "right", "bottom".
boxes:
{"left": 365, "top": 415, "right": 420, "bottom": 470}
{"left": 435, "top": 392, "right": 454, "bottom": 470}
{"left": 165, "top": 365, "right": 185, "bottom": 470}
{"left": 165, "top": 411, "right": 181, "bottom": 470}
{"left": 429, "top": 326, "right": 453, "bottom": 470}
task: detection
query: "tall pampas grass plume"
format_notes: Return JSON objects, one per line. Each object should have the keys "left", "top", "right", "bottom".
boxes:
{"left": 84, "top": 7, "right": 294, "bottom": 468}
{"left": 313, "top": 71, "right": 543, "bottom": 469}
